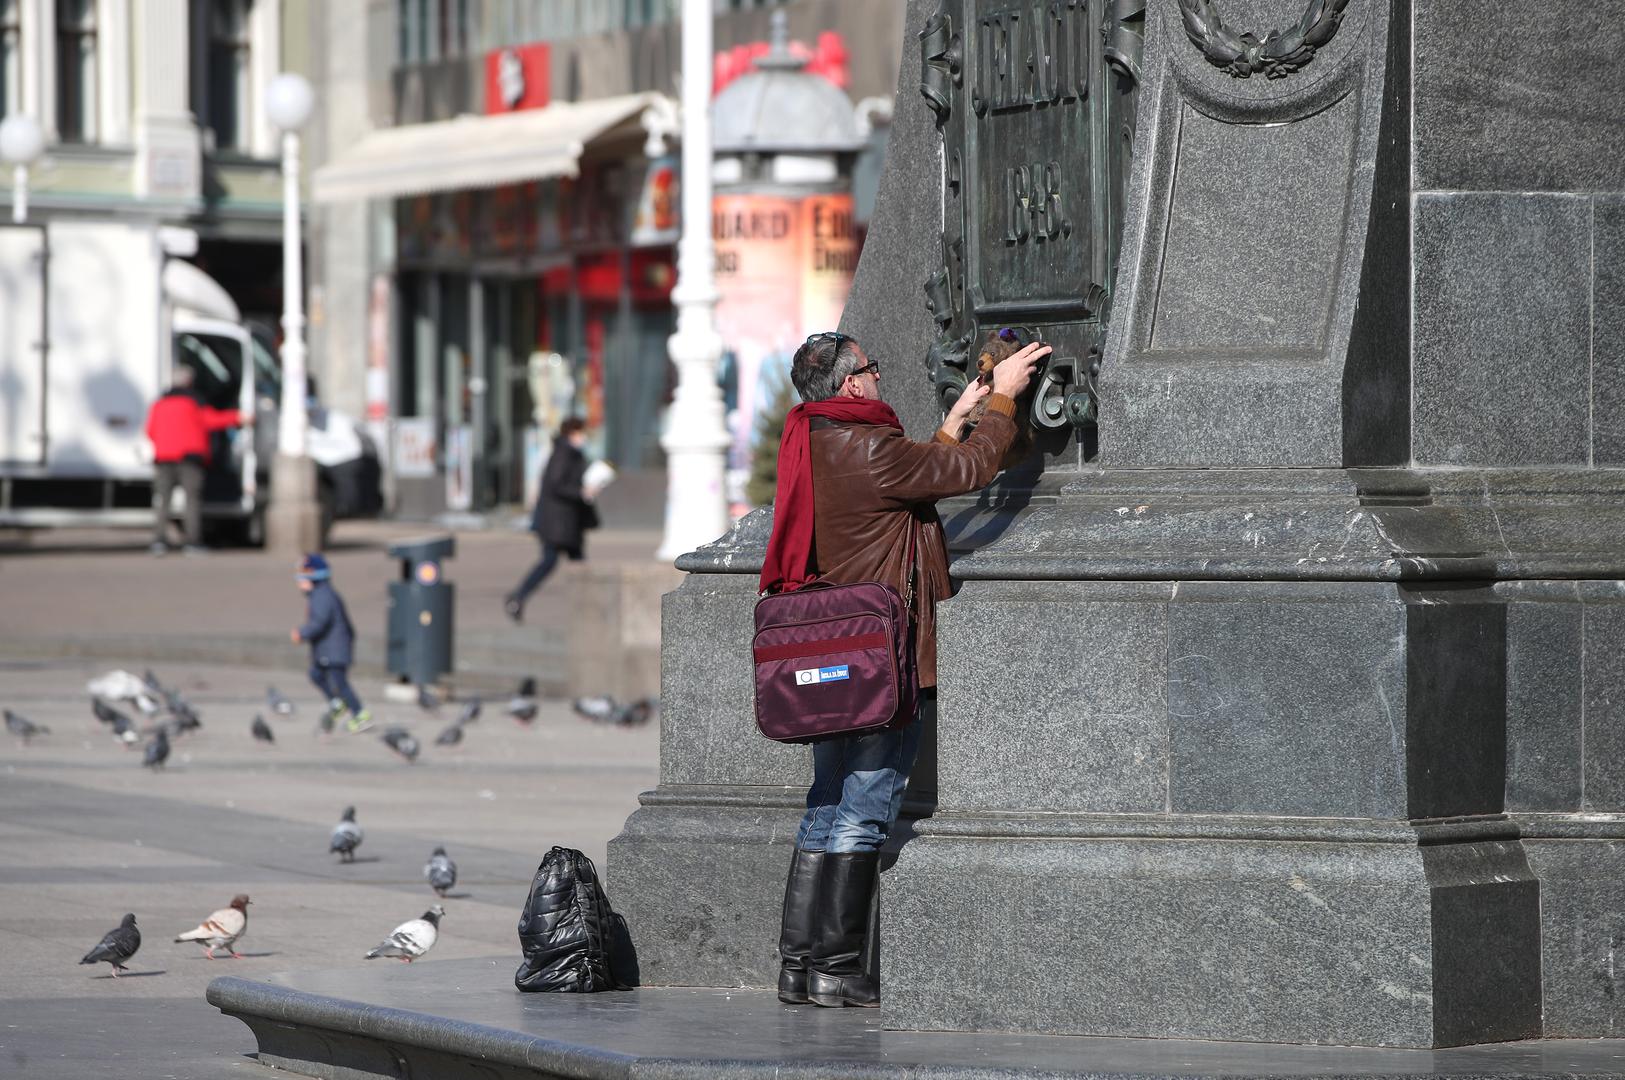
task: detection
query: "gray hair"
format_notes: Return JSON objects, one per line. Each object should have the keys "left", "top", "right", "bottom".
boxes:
{"left": 790, "top": 332, "right": 862, "bottom": 403}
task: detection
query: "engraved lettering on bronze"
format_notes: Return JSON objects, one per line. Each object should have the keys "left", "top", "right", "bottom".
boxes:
{"left": 974, "top": 1, "right": 1090, "bottom": 116}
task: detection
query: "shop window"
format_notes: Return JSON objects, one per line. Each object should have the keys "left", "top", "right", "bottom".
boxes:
{"left": 205, "top": 0, "right": 254, "bottom": 153}
{"left": 398, "top": 0, "right": 472, "bottom": 66}
{"left": 55, "top": 0, "right": 98, "bottom": 144}
{"left": 0, "top": 0, "right": 19, "bottom": 120}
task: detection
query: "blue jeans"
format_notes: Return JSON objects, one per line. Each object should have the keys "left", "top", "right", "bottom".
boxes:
{"left": 512, "top": 541, "right": 583, "bottom": 608}
{"left": 795, "top": 693, "right": 930, "bottom": 854}
{"left": 309, "top": 661, "right": 362, "bottom": 715}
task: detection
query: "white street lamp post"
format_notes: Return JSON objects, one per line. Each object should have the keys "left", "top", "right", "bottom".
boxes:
{"left": 0, "top": 115, "right": 46, "bottom": 225}
{"left": 658, "top": 0, "right": 731, "bottom": 562}
{"left": 264, "top": 73, "right": 323, "bottom": 554}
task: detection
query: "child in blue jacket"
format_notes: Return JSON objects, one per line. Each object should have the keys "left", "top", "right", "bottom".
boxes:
{"left": 291, "top": 553, "right": 371, "bottom": 732}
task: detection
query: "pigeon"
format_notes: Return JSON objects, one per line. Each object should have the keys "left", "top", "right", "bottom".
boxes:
{"left": 80, "top": 914, "right": 141, "bottom": 976}
{"left": 87, "top": 671, "right": 160, "bottom": 715}
{"left": 113, "top": 713, "right": 140, "bottom": 746}
{"left": 572, "top": 695, "right": 617, "bottom": 723}
{"left": 92, "top": 697, "right": 128, "bottom": 727}
{"left": 170, "top": 706, "right": 202, "bottom": 736}
{"left": 424, "top": 847, "right": 457, "bottom": 896}
{"left": 506, "top": 677, "right": 538, "bottom": 724}
{"left": 142, "top": 669, "right": 166, "bottom": 696}
{"left": 267, "top": 685, "right": 295, "bottom": 716}
{"left": 314, "top": 706, "right": 336, "bottom": 738}
{"left": 5, "top": 709, "right": 47, "bottom": 743}
{"left": 330, "top": 806, "right": 363, "bottom": 862}
{"left": 251, "top": 715, "right": 275, "bottom": 745}
{"left": 143, "top": 729, "right": 170, "bottom": 769}
{"left": 616, "top": 697, "right": 658, "bottom": 727}
{"left": 381, "top": 726, "right": 420, "bottom": 763}
{"left": 458, "top": 697, "right": 482, "bottom": 725}
{"left": 174, "top": 894, "right": 251, "bottom": 959}
{"left": 365, "top": 904, "right": 444, "bottom": 962}
{"left": 416, "top": 685, "right": 441, "bottom": 713}
{"left": 434, "top": 722, "right": 463, "bottom": 747}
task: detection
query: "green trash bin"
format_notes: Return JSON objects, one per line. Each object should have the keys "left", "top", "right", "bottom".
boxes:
{"left": 386, "top": 535, "right": 455, "bottom": 686}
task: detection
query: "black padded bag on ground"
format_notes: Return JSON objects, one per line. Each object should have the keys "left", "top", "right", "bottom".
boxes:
{"left": 515, "top": 846, "right": 636, "bottom": 992}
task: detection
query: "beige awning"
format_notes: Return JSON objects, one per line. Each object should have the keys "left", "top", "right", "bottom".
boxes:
{"left": 312, "top": 93, "right": 667, "bottom": 204}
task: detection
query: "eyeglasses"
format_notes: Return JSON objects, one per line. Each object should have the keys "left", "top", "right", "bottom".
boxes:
{"left": 848, "top": 361, "right": 880, "bottom": 379}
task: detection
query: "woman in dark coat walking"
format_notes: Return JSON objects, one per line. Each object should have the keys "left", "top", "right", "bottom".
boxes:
{"left": 505, "top": 418, "right": 597, "bottom": 623}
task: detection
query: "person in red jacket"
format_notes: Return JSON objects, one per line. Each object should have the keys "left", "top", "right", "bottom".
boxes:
{"left": 145, "top": 365, "right": 248, "bottom": 555}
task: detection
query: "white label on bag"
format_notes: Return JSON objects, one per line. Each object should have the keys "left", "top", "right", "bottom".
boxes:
{"left": 794, "top": 665, "right": 850, "bottom": 686}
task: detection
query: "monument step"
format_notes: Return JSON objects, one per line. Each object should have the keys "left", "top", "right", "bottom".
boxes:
{"left": 207, "top": 959, "right": 1625, "bottom": 1080}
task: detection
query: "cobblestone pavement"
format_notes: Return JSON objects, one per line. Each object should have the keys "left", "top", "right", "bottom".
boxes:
{"left": 0, "top": 656, "right": 658, "bottom": 1079}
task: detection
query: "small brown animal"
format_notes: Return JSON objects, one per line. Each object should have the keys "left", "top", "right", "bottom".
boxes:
{"left": 964, "top": 330, "right": 1034, "bottom": 468}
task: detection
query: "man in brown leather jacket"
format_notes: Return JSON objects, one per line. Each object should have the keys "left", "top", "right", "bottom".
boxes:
{"left": 773, "top": 330, "right": 1047, "bottom": 1009}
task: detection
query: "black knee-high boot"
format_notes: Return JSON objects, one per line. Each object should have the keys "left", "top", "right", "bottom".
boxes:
{"left": 807, "top": 851, "right": 881, "bottom": 1008}
{"left": 777, "top": 848, "right": 824, "bottom": 1004}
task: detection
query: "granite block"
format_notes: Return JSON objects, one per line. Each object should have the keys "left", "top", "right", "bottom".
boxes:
{"left": 884, "top": 833, "right": 1437, "bottom": 1046}
{"left": 1595, "top": 196, "right": 1625, "bottom": 465}
{"left": 1412, "top": 194, "right": 1591, "bottom": 467}
{"left": 839, "top": 0, "right": 942, "bottom": 443}
{"left": 1502, "top": 595, "right": 1584, "bottom": 812}
{"left": 608, "top": 801, "right": 803, "bottom": 988}
{"left": 1166, "top": 582, "right": 1408, "bottom": 819}
{"left": 1150, "top": 97, "right": 1358, "bottom": 353}
{"left": 934, "top": 581, "right": 1169, "bottom": 815}
{"left": 659, "top": 574, "right": 808, "bottom": 788}
{"left": 1403, "top": 588, "right": 1507, "bottom": 820}
{"left": 1422, "top": 841, "right": 1543, "bottom": 1046}
{"left": 1414, "top": 0, "right": 1625, "bottom": 192}
{"left": 1521, "top": 835, "right": 1625, "bottom": 1038}
{"left": 1582, "top": 602, "right": 1625, "bottom": 811}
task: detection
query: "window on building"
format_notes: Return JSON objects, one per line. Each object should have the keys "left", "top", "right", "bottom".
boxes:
{"left": 398, "top": 0, "right": 474, "bottom": 65}
{"left": 206, "top": 0, "right": 254, "bottom": 152}
{"left": 0, "top": 0, "right": 20, "bottom": 120}
{"left": 55, "top": 0, "right": 98, "bottom": 143}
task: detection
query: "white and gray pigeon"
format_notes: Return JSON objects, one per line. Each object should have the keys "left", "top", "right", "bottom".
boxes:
{"left": 251, "top": 715, "right": 275, "bottom": 745}
{"left": 174, "top": 894, "right": 251, "bottom": 959}
{"left": 143, "top": 729, "right": 170, "bottom": 769}
{"left": 572, "top": 695, "right": 617, "bottom": 723}
{"left": 6, "top": 709, "right": 48, "bottom": 743}
{"left": 458, "top": 697, "right": 481, "bottom": 725}
{"left": 330, "top": 806, "right": 363, "bottom": 862}
{"left": 365, "top": 904, "right": 444, "bottom": 962}
{"left": 506, "top": 677, "right": 538, "bottom": 724}
{"left": 80, "top": 914, "right": 141, "bottom": 976}
{"left": 381, "top": 726, "right": 420, "bottom": 763}
{"left": 434, "top": 722, "right": 463, "bottom": 747}
{"left": 424, "top": 847, "right": 457, "bottom": 896}
{"left": 267, "top": 685, "right": 295, "bottom": 716}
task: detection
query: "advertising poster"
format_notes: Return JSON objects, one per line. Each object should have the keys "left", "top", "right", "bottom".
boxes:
{"left": 393, "top": 417, "right": 437, "bottom": 479}
{"left": 712, "top": 193, "right": 803, "bottom": 499}
{"left": 712, "top": 191, "right": 860, "bottom": 511}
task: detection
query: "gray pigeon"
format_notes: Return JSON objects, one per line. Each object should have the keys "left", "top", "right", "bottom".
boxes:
{"left": 251, "top": 715, "right": 275, "bottom": 745}
{"left": 330, "top": 806, "right": 363, "bottom": 862}
{"left": 572, "top": 695, "right": 617, "bottom": 723}
{"left": 434, "top": 722, "right": 463, "bottom": 747}
{"left": 506, "top": 678, "right": 538, "bottom": 724}
{"left": 458, "top": 697, "right": 482, "bottom": 725}
{"left": 424, "top": 847, "right": 457, "bottom": 895}
{"left": 615, "top": 697, "right": 658, "bottom": 727}
{"left": 143, "top": 729, "right": 170, "bottom": 769}
{"left": 170, "top": 706, "right": 202, "bottom": 736}
{"left": 365, "top": 905, "right": 443, "bottom": 962}
{"left": 267, "top": 685, "right": 295, "bottom": 716}
{"left": 381, "top": 726, "right": 420, "bottom": 763}
{"left": 416, "top": 685, "right": 441, "bottom": 713}
{"left": 5, "top": 709, "right": 47, "bottom": 743}
{"left": 314, "top": 706, "right": 336, "bottom": 738}
{"left": 92, "top": 697, "right": 127, "bottom": 727}
{"left": 80, "top": 914, "right": 141, "bottom": 976}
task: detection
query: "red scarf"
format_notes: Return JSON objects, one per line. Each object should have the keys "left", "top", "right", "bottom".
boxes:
{"left": 758, "top": 397, "right": 902, "bottom": 594}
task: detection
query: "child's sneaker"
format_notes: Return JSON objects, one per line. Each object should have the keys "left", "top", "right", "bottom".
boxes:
{"left": 345, "top": 709, "right": 374, "bottom": 734}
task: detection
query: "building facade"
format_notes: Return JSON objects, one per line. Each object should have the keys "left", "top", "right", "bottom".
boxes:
{"left": 306, "top": 0, "right": 904, "bottom": 520}
{"left": 1, "top": 0, "right": 309, "bottom": 321}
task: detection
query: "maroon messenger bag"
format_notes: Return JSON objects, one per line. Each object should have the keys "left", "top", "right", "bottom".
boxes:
{"left": 752, "top": 579, "right": 918, "bottom": 744}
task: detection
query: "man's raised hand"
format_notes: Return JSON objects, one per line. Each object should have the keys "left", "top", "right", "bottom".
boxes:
{"left": 990, "top": 342, "right": 1051, "bottom": 398}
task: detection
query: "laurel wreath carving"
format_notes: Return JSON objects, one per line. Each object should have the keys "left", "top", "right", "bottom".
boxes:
{"left": 1178, "top": 0, "right": 1351, "bottom": 79}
